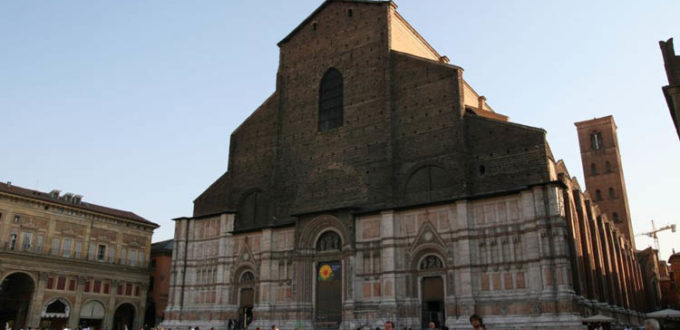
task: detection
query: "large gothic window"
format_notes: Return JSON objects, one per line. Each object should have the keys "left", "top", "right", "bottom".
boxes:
{"left": 319, "top": 68, "right": 343, "bottom": 131}
{"left": 316, "top": 231, "right": 342, "bottom": 251}
{"left": 405, "top": 165, "right": 452, "bottom": 202}
{"left": 237, "top": 190, "right": 269, "bottom": 229}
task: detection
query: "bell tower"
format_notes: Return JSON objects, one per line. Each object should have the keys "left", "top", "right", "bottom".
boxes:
{"left": 575, "top": 116, "right": 635, "bottom": 246}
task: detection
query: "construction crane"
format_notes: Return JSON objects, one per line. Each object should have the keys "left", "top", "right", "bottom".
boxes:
{"left": 636, "top": 220, "right": 676, "bottom": 251}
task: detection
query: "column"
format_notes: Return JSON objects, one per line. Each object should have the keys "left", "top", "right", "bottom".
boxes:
{"left": 105, "top": 280, "right": 118, "bottom": 329}
{"left": 26, "top": 271, "right": 49, "bottom": 327}
{"left": 380, "top": 210, "right": 397, "bottom": 309}
{"left": 135, "top": 283, "right": 148, "bottom": 330}
{"left": 68, "top": 275, "right": 87, "bottom": 328}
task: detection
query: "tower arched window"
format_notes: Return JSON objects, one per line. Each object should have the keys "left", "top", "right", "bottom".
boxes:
{"left": 318, "top": 68, "right": 344, "bottom": 131}
{"left": 591, "top": 163, "right": 597, "bottom": 175}
{"left": 591, "top": 131, "right": 603, "bottom": 150}
{"left": 595, "top": 189, "right": 602, "bottom": 201}
{"left": 612, "top": 212, "right": 620, "bottom": 223}
{"left": 608, "top": 187, "right": 615, "bottom": 199}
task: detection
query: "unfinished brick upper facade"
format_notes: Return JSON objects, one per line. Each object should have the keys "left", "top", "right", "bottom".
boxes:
{"left": 163, "top": 1, "right": 653, "bottom": 329}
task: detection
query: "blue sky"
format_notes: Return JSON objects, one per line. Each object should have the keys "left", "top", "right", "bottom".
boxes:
{"left": 1, "top": 1, "right": 678, "bottom": 260}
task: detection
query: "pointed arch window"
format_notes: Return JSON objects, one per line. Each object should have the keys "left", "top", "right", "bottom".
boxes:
{"left": 319, "top": 68, "right": 344, "bottom": 131}
{"left": 595, "top": 189, "right": 603, "bottom": 201}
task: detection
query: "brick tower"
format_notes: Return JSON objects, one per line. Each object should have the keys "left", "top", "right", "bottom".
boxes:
{"left": 575, "top": 116, "right": 635, "bottom": 246}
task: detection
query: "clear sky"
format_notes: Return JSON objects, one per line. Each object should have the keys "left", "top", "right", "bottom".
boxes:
{"left": 1, "top": 1, "right": 678, "bottom": 261}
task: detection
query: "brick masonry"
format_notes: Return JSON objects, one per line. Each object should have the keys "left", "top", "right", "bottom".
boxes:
{"left": 164, "top": 1, "right": 651, "bottom": 329}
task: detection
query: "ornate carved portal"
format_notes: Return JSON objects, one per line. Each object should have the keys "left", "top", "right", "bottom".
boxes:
{"left": 238, "top": 288, "right": 254, "bottom": 329}
{"left": 315, "top": 261, "right": 342, "bottom": 330}
{"left": 420, "top": 255, "right": 445, "bottom": 329}
{"left": 237, "top": 271, "right": 255, "bottom": 329}
{"left": 421, "top": 276, "right": 445, "bottom": 329}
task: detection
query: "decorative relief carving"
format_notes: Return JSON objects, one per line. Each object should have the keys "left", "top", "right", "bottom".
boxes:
{"left": 316, "top": 231, "right": 341, "bottom": 251}
{"left": 420, "top": 255, "right": 443, "bottom": 270}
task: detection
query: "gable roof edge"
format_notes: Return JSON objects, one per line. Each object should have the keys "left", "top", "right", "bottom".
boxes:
{"left": 390, "top": 9, "right": 442, "bottom": 60}
{"left": 278, "top": 0, "right": 393, "bottom": 47}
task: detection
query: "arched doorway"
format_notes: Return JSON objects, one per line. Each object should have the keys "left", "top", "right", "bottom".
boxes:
{"left": 113, "top": 303, "right": 135, "bottom": 330}
{"left": 40, "top": 297, "right": 71, "bottom": 329}
{"left": 314, "top": 231, "right": 342, "bottom": 330}
{"left": 79, "top": 300, "right": 105, "bottom": 329}
{"left": 420, "top": 255, "right": 445, "bottom": 329}
{"left": 236, "top": 271, "right": 255, "bottom": 330}
{"left": 0, "top": 272, "right": 35, "bottom": 329}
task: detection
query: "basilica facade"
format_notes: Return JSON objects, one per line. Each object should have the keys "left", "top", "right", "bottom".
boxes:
{"left": 162, "top": 1, "right": 649, "bottom": 329}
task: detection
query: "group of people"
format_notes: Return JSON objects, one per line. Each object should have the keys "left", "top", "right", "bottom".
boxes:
{"left": 381, "top": 314, "right": 485, "bottom": 330}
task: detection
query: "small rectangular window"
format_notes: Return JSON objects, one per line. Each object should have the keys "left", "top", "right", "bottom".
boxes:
{"left": 62, "top": 238, "right": 72, "bottom": 257}
{"left": 129, "top": 250, "right": 137, "bottom": 266}
{"left": 117, "top": 284, "right": 123, "bottom": 295}
{"left": 21, "top": 232, "right": 32, "bottom": 250}
{"left": 69, "top": 279, "right": 76, "bottom": 291}
{"left": 125, "top": 283, "right": 132, "bottom": 296}
{"left": 104, "top": 282, "right": 110, "bottom": 294}
{"left": 89, "top": 243, "right": 96, "bottom": 260}
{"left": 75, "top": 241, "right": 82, "bottom": 258}
{"left": 13, "top": 215, "right": 20, "bottom": 223}
{"left": 52, "top": 238, "right": 60, "bottom": 255}
{"left": 97, "top": 244, "right": 106, "bottom": 261}
{"left": 94, "top": 280, "right": 101, "bottom": 293}
{"left": 109, "top": 246, "right": 116, "bottom": 263}
{"left": 57, "top": 276, "right": 66, "bottom": 290}
{"left": 135, "top": 286, "right": 140, "bottom": 296}
{"left": 9, "top": 232, "right": 17, "bottom": 250}
{"left": 36, "top": 236, "right": 43, "bottom": 253}
{"left": 84, "top": 280, "right": 91, "bottom": 292}
{"left": 47, "top": 277, "right": 54, "bottom": 289}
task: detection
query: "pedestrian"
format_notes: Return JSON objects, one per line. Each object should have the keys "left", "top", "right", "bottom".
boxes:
{"left": 643, "top": 319, "right": 660, "bottom": 330}
{"left": 469, "top": 314, "right": 485, "bottom": 330}
{"left": 384, "top": 320, "right": 395, "bottom": 330}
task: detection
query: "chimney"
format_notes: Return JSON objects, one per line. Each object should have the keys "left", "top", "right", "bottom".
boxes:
{"left": 478, "top": 96, "right": 487, "bottom": 110}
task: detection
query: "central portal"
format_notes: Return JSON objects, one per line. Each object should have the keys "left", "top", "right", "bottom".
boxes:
{"left": 315, "top": 260, "right": 342, "bottom": 329}
{"left": 421, "top": 276, "right": 445, "bottom": 329}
